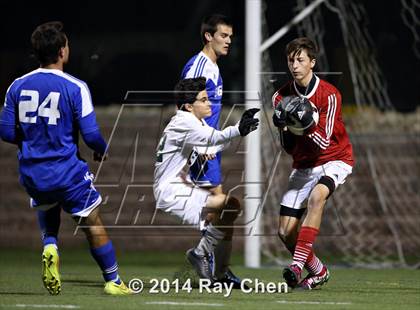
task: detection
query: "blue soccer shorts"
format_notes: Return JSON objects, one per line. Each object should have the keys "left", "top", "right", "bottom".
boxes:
{"left": 189, "top": 152, "right": 222, "bottom": 187}
{"left": 28, "top": 171, "right": 102, "bottom": 217}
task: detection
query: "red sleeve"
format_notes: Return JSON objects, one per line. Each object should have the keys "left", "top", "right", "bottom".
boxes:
{"left": 272, "top": 85, "right": 298, "bottom": 154}
{"left": 272, "top": 90, "right": 282, "bottom": 109}
{"left": 307, "top": 90, "right": 340, "bottom": 150}
{"left": 272, "top": 82, "right": 294, "bottom": 108}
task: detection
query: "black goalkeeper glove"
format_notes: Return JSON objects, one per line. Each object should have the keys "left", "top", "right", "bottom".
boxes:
{"left": 238, "top": 108, "right": 260, "bottom": 136}
{"left": 272, "top": 106, "right": 287, "bottom": 129}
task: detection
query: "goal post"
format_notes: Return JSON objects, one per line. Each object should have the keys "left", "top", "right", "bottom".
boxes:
{"left": 244, "top": 0, "right": 262, "bottom": 268}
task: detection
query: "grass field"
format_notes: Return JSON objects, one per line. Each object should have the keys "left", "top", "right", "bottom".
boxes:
{"left": 1, "top": 248, "right": 419, "bottom": 310}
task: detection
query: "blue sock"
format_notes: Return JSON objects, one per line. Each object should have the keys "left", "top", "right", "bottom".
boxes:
{"left": 37, "top": 206, "right": 61, "bottom": 248}
{"left": 90, "top": 241, "right": 121, "bottom": 284}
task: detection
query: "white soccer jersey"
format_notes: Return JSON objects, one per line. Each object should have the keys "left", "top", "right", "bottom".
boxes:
{"left": 153, "top": 110, "right": 240, "bottom": 208}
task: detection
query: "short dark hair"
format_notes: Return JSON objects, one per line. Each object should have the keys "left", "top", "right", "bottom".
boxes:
{"left": 31, "top": 21, "right": 67, "bottom": 66}
{"left": 285, "top": 37, "right": 318, "bottom": 60}
{"left": 201, "top": 14, "right": 232, "bottom": 45}
{"left": 174, "top": 77, "right": 207, "bottom": 110}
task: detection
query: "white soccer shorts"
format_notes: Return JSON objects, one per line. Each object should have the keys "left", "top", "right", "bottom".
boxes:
{"left": 281, "top": 160, "right": 352, "bottom": 210}
{"left": 155, "top": 177, "right": 210, "bottom": 226}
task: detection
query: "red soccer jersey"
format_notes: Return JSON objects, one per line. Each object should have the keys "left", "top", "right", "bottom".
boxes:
{"left": 272, "top": 76, "right": 354, "bottom": 169}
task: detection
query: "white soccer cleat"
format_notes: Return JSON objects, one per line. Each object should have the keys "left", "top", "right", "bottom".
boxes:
{"left": 297, "top": 266, "right": 330, "bottom": 290}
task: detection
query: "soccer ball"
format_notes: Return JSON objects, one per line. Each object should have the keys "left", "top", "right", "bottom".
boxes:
{"left": 284, "top": 98, "right": 319, "bottom": 136}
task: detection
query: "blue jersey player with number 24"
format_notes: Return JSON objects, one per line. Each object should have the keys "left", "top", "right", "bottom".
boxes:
{"left": 0, "top": 21, "right": 132, "bottom": 296}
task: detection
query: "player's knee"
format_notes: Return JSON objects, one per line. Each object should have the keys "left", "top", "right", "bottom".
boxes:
{"left": 308, "top": 180, "right": 333, "bottom": 212}
{"left": 211, "top": 193, "right": 228, "bottom": 209}
{"left": 220, "top": 196, "right": 241, "bottom": 222}
{"left": 307, "top": 192, "right": 327, "bottom": 211}
{"left": 318, "top": 176, "right": 335, "bottom": 198}
{"left": 77, "top": 209, "right": 104, "bottom": 232}
{"left": 209, "top": 185, "right": 223, "bottom": 195}
{"left": 203, "top": 193, "right": 227, "bottom": 219}
{"left": 85, "top": 211, "right": 100, "bottom": 226}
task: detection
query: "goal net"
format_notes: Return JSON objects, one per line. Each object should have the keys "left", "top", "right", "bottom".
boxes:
{"left": 259, "top": 0, "right": 420, "bottom": 268}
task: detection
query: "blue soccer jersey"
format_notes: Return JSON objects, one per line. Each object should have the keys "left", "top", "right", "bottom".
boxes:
{"left": 181, "top": 51, "right": 223, "bottom": 129}
{"left": 1, "top": 68, "right": 100, "bottom": 191}
{"left": 181, "top": 52, "right": 223, "bottom": 186}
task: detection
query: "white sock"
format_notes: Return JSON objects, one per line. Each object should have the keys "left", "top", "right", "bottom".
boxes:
{"left": 194, "top": 224, "right": 225, "bottom": 256}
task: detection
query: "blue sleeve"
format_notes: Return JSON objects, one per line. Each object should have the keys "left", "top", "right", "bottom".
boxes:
{"left": 0, "top": 123, "right": 17, "bottom": 144}
{"left": 79, "top": 113, "right": 107, "bottom": 155}
{"left": 0, "top": 88, "right": 19, "bottom": 145}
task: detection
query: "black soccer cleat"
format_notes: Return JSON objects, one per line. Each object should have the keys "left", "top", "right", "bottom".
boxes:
{"left": 216, "top": 268, "right": 249, "bottom": 290}
{"left": 186, "top": 248, "right": 215, "bottom": 283}
{"left": 282, "top": 264, "right": 302, "bottom": 289}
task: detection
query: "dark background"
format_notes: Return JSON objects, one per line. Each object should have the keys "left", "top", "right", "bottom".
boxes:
{"left": 1, "top": 0, "right": 418, "bottom": 111}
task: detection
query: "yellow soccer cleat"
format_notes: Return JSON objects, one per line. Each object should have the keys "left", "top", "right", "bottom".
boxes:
{"left": 104, "top": 281, "right": 133, "bottom": 295}
{"left": 42, "top": 244, "right": 61, "bottom": 295}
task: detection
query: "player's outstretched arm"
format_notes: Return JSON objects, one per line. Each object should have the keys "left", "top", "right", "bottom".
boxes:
{"left": 185, "top": 108, "right": 260, "bottom": 148}
{"left": 193, "top": 108, "right": 260, "bottom": 155}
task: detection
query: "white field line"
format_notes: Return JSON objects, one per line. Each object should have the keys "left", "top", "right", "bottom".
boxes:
{"left": 11, "top": 305, "right": 80, "bottom": 309}
{"left": 145, "top": 301, "right": 224, "bottom": 307}
{"left": 277, "top": 300, "right": 352, "bottom": 305}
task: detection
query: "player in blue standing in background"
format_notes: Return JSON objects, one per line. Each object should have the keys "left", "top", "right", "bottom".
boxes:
{"left": 181, "top": 14, "right": 243, "bottom": 287}
{"left": 0, "top": 21, "right": 132, "bottom": 295}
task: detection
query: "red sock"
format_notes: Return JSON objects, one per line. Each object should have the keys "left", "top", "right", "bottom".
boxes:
{"left": 292, "top": 226, "right": 319, "bottom": 270}
{"left": 305, "top": 251, "right": 324, "bottom": 275}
